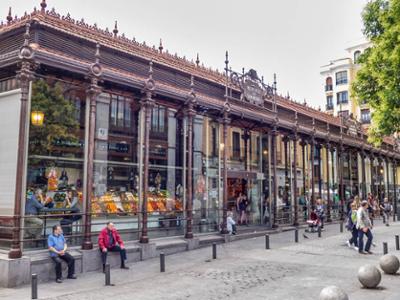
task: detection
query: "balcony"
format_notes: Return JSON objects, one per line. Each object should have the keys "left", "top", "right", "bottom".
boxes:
{"left": 337, "top": 99, "right": 348, "bottom": 105}
{"left": 326, "top": 104, "right": 334, "bottom": 110}
{"left": 325, "top": 85, "right": 333, "bottom": 92}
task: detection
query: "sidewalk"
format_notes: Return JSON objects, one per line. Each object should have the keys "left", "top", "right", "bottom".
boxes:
{"left": 1, "top": 219, "right": 399, "bottom": 300}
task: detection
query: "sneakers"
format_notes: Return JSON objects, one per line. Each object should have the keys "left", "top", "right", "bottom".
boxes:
{"left": 354, "top": 246, "right": 359, "bottom": 251}
{"left": 56, "top": 278, "right": 63, "bottom": 283}
{"left": 372, "top": 242, "right": 377, "bottom": 247}
{"left": 67, "top": 274, "right": 77, "bottom": 279}
{"left": 359, "top": 251, "right": 368, "bottom": 255}
{"left": 120, "top": 265, "right": 130, "bottom": 270}
{"left": 366, "top": 251, "right": 374, "bottom": 255}
{"left": 346, "top": 241, "right": 351, "bottom": 248}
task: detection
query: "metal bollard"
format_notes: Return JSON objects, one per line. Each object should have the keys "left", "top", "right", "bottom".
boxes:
{"left": 396, "top": 235, "right": 400, "bottom": 251}
{"left": 340, "top": 222, "right": 343, "bottom": 233}
{"left": 383, "top": 242, "right": 388, "bottom": 255}
{"left": 318, "top": 226, "right": 322, "bottom": 238}
{"left": 31, "top": 274, "right": 38, "bottom": 300}
{"left": 295, "top": 229, "right": 299, "bottom": 243}
{"left": 104, "top": 264, "right": 111, "bottom": 286}
{"left": 265, "top": 234, "right": 270, "bottom": 249}
{"left": 212, "top": 243, "right": 217, "bottom": 259}
{"left": 160, "top": 252, "right": 165, "bottom": 272}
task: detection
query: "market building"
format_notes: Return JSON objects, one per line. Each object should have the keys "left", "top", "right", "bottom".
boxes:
{"left": 0, "top": 2, "right": 399, "bottom": 287}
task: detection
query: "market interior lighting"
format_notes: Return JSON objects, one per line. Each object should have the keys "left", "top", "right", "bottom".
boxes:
{"left": 31, "top": 111, "right": 44, "bottom": 126}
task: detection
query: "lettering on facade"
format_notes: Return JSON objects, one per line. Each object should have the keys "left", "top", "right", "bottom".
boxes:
{"left": 230, "top": 68, "right": 274, "bottom": 107}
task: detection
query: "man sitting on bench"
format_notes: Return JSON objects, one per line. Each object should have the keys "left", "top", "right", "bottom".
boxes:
{"left": 48, "top": 225, "right": 77, "bottom": 283}
{"left": 98, "top": 221, "right": 129, "bottom": 272}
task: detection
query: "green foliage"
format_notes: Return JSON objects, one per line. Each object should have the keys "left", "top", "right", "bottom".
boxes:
{"left": 29, "top": 79, "right": 79, "bottom": 155}
{"left": 352, "top": 0, "right": 400, "bottom": 146}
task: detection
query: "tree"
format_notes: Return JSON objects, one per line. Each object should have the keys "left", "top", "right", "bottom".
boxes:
{"left": 351, "top": 0, "right": 400, "bottom": 146}
{"left": 29, "top": 79, "right": 79, "bottom": 155}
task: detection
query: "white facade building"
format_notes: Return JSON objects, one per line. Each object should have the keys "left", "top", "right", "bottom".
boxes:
{"left": 320, "top": 42, "right": 371, "bottom": 127}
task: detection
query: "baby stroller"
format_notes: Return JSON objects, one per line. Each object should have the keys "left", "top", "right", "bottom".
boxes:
{"left": 305, "top": 210, "right": 321, "bottom": 233}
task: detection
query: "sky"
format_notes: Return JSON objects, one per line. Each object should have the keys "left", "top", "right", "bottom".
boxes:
{"left": 2, "top": 0, "right": 368, "bottom": 108}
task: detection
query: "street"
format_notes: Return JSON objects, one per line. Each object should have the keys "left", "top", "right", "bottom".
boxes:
{"left": 1, "top": 220, "right": 400, "bottom": 300}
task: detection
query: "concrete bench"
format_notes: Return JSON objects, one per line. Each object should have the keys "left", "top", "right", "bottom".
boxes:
{"left": 30, "top": 249, "right": 82, "bottom": 282}
{"left": 81, "top": 244, "right": 141, "bottom": 273}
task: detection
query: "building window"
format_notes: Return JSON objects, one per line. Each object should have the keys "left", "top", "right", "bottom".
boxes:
{"left": 336, "top": 71, "right": 348, "bottom": 85}
{"left": 151, "top": 105, "right": 166, "bottom": 133}
{"left": 354, "top": 50, "right": 361, "bottom": 63}
{"left": 337, "top": 91, "right": 348, "bottom": 104}
{"left": 326, "top": 96, "right": 333, "bottom": 110}
{"left": 109, "top": 95, "right": 132, "bottom": 129}
{"left": 232, "top": 131, "right": 241, "bottom": 160}
{"left": 325, "top": 77, "right": 333, "bottom": 91}
{"left": 338, "top": 110, "right": 349, "bottom": 118}
{"left": 361, "top": 109, "right": 371, "bottom": 124}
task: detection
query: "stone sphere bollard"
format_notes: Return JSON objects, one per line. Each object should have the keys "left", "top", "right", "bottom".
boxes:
{"left": 319, "top": 286, "right": 349, "bottom": 300}
{"left": 358, "top": 264, "right": 381, "bottom": 288}
{"left": 379, "top": 254, "right": 400, "bottom": 274}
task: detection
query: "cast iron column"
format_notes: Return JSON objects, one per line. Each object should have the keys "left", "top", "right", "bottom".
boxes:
{"left": 393, "top": 159, "right": 397, "bottom": 221}
{"left": 82, "top": 44, "right": 102, "bottom": 250}
{"left": 310, "top": 138, "right": 315, "bottom": 207}
{"left": 184, "top": 76, "right": 196, "bottom": 239}
{"left": 339, "top": 144, "right": 345, "bottom": 220}
{"left": 272, "top": 126, "right": 278, "bottom": 228}
{"left": 140, "top": 62, "right": 156, "bottom": 244}
{"left": 326, "top": 143, "right": 331, "bottom": 222}
{"left": 301, "top": 140, "right": 306, "bottom": 204}
{"left": 283, "top": 136, "right": 289, "bottom": 207}
{"left": 9, "top": 23, "right": 35, "bottom": 259}
{"left": 370, "top": 154, "right": 375, "bottom": 197}
{"left": 386, "top": 158, "right": 390, "bottom": 201}
{"left": 317, "top": 144, "right": 322, "bottom": 199}
{"left": 292, "top": 134, "right": 298, "bottom": 226}
{"left": 378, "top": 157, "right": 383, "bottom": 202}
{"left": 220, "top": 110, "right": 230, "bottom": 234}
{"left": 361, "top": 150, "right": 366, "bottom": 200}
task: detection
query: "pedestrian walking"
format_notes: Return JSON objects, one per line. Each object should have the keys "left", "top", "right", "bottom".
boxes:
{"left": 356, "top": 200, "right": 373, "bottom": 255}
{"left": 346, "top": 202, "right": 358, "bottom": 251}
{"left": 380, "top": 197, "right": 393, "bottom": 226}
{"left": 316, "top": 199, "right": 325, "bottom": 229}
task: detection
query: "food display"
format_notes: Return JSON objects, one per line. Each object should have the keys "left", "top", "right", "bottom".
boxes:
{"left": 47, "top": 168, "right": 59, "bottom": 191}
{"left": 90, "top": 190, "right": 183, "bottom": 216}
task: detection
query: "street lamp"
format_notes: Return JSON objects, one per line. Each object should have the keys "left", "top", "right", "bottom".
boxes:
{"left": 31, "top": 111, "right": 44, "bottom": 126}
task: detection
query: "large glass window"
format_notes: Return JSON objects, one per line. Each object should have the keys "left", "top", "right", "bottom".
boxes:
{"left": 192, "top": 117, "right": 220, "bottom": 233}
{"left": 336, "top": 71, "right": 348, "bottom": 85}
{"left": 92, "top": 93, "right": 139, "bottom": 238}
{"left": 147, "top": 105, "right": 184, "bottom": 237}
{"left": 26, "top": 79, "right": 86, "bottom": 247}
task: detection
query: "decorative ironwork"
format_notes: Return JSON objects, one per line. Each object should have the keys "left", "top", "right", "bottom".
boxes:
{"left": 229, "top": 68, "right": 274, "bottom": 107}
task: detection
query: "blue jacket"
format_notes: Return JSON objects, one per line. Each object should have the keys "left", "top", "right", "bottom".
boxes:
{"left": 25, "top": 194, "right": 44, "bottom": 215}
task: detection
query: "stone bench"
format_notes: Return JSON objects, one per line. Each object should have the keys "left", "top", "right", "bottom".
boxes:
{"left": 81, "top": 244, "right": 141, "bottom": 273}
{"left": 30, "top": 249, "right": 83, "bottom": 282}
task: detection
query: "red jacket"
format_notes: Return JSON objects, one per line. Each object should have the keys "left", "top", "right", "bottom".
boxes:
{"left": 98, "top": 227, "right": 124, "bottom": 250}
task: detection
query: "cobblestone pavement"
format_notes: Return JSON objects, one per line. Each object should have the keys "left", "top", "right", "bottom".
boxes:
{"left": 2, "top": 220, "right": 400, "bottom": 300}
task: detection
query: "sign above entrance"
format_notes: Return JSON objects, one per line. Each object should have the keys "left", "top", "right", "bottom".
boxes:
{"left": 230, "top": 69, "right": 274, "bottom": 107}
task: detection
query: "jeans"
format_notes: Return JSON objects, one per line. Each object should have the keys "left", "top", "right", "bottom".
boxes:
{"left": 51, "top": 252, "right": 75, "bottom": 279}
{"left": 348, "top": 227, "right": 358, "bottom": 247}
{"left": 358, "top": 228, "right": 373, "bottom": 252}
{"left": 100, "top": 245, "right": 127, "bottom": 266}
